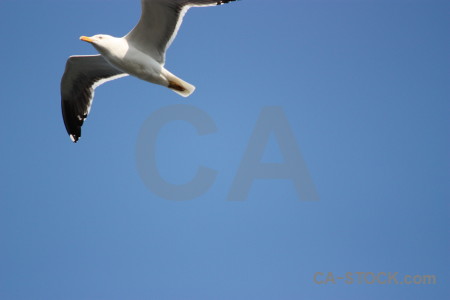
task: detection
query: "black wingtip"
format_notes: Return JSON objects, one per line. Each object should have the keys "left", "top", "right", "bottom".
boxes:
{"left": 217, "top": 0, "right": 237, "bottom": 5}
{"left": 70, "top": 134, "right": 79, "bottom": 143}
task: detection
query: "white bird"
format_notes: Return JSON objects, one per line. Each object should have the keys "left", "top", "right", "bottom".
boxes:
{"left": 61, "top": 0, "right": 236, "bottom": 143}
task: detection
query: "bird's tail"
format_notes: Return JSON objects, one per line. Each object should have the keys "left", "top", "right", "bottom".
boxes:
{"left": 165, "top": 70, "right": 196, "bottom": 97}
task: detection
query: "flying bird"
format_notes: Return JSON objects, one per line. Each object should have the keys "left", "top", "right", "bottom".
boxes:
{"left": 61, "top": 0, "right": 236, "bottom": 143}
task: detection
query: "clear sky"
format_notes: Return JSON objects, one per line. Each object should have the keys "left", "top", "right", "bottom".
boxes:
{"left": 0, "top": 0, "right": 449, "bottom": 299}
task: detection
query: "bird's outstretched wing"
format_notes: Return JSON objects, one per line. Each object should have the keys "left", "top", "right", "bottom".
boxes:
{"left": 125, "top": 0, "right": 236, "bottom": 65}
{"left": 61, "top": 55, "right": 128, "bottom": 142}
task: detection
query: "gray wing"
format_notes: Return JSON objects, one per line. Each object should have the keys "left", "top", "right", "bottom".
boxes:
{"left": 124, "top": 0, "right": 236, "bottom": 65}
{"left": 61, "top": 55, "right": 128, "bottom": 143}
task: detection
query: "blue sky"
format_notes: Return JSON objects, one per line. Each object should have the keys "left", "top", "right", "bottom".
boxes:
{"left": 0, "top": 0, "right": 449, "bottom": 299}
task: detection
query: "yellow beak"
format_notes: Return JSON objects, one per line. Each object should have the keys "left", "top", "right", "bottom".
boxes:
{"left": 80, "top": 36, "right": 94, "bottom": 43}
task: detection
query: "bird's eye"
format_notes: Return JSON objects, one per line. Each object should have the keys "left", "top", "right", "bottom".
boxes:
{"left": 99, "top": 36, "right": 103, "bottom": 39}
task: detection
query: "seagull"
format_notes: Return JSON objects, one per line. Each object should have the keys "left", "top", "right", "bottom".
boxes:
{"left": 61, "top": 0, "right": 236, "bottom": 143}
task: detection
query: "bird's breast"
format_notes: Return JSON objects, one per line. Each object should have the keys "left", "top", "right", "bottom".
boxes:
{"left": 109, "top": 48, "right": 164, "bottom": 84}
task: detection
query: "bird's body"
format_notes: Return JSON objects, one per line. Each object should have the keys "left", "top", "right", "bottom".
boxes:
{"left": 61, "top": 0, "right": 236, "bottom": 142}
{"left": 92, "top": 36, "right": 168, "bottom": 88}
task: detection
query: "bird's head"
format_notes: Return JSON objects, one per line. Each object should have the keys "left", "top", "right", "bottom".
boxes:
{"left": 80, "top": 34, "right": 117, "bottom": 50}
